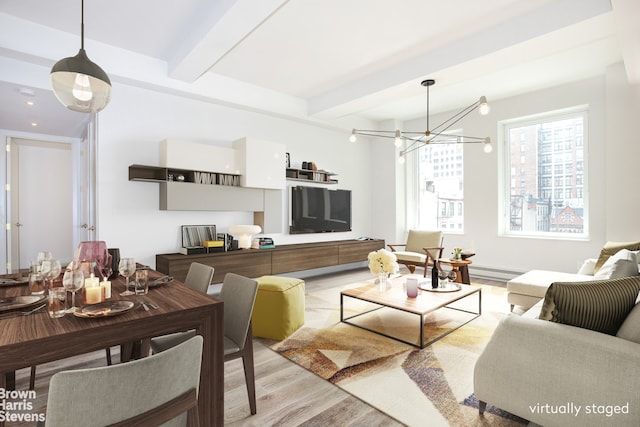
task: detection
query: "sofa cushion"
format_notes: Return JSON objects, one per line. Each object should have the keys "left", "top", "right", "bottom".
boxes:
{"left": 593, "top": 249, "right": 639, "bottom": 280}
{"left": 594, "top": 241, "right": 640, "bottom": 273}
{"left": 538, "top": 276, "right": 640, "bottom": 335}
{"left": 616, "top": 292, "right": 640, "bottom": 344}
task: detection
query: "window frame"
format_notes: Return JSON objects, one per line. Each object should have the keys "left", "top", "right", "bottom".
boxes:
{"left": 498, "top": 106, "right": 589, "bottom": 240}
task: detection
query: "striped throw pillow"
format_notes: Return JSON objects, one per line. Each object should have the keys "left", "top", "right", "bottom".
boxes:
{"left": 538, "top": 276, "right": 640, "bottom": 335}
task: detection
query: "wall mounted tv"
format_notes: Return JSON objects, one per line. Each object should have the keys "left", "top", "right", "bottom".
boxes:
{"left": 290, "top": 186, "right": 352, "bottom": 234}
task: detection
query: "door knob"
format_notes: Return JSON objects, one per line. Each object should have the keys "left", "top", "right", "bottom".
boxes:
{"left": 15, "top": 222, "right": 23, "bottom": 227}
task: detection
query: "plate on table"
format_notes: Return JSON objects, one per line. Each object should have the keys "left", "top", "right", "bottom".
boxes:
{"left": 0, "top": 295, "right": 47, "bottom": 312}
{"left": 73, "top": 300, "right": 135, "bottom": 318}
{"left": 0, "top": 277, "right": 29, "bottom": 287}
{"left": 419, "top": 283, "right": 461, "bottom": 293}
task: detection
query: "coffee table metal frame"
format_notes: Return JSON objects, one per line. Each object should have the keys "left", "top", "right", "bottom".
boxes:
{"left": 340, "top": 282, "right": 482, "bottom": 348}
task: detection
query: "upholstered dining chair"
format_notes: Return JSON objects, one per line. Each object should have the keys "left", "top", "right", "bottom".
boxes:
{"left": 104, "top": 262, "right": 214, "bottom": 365}
{"left": 43, "top": 335, "right": 203, "bottom": 427}
{"left": 388, "top": 229, "right": 444, "bottom": 277}
{"left": 151, "top": 272, "right": 259, "bottom": 415}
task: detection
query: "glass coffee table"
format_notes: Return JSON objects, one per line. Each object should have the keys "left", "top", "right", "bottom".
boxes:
{"left": 340, "top": 276, "right": 481, "bottom": 348}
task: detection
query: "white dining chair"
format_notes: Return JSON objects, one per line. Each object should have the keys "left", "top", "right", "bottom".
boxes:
{"left": 44, "top": 335, "right": 203, "bottom": 427}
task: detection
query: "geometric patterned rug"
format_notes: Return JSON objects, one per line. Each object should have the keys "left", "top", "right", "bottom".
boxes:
{"left": 271, "top": 283, "right": 529, "bottom": 426}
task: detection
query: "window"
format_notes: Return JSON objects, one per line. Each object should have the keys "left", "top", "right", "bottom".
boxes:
{"left": 500, "top": 109, "right": 587, "bottom": 238}
{"left": 415, "top": 136, "right": 464, "bottom": 232}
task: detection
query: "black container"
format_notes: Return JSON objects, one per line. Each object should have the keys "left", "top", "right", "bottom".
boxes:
{"left": 108, "top": 248, "right": 120, "bottom": 280}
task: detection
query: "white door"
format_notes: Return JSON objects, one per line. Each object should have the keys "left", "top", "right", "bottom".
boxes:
{"left": 10, "top": 138, "right": 74, "bottom": 268}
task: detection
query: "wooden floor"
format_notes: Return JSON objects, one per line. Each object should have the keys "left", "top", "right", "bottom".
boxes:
{"left": 12, "top": 267, "right": 505, "bottom": 427}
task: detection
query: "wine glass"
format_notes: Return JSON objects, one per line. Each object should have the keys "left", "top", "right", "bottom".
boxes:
{"left": 37, "top": 251, "right": 52, "bottom": 272}
{"left": 437, "top": 268, "right": 449, "bottom": 288}
{"left": 447, "top": 269, "right": 458, "bottom": 283}
{"left": 41, "top": 259, "right": 62, "bottom": 290}
{"left": 63, "top": 269, "right": 84, "bottom": 313}
{"left": 119, "top": 258, "right": 136, "bottom": 296}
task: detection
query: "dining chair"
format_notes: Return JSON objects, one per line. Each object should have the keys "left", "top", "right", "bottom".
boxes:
{"left": 388, "top": 229, "right": 444, "bottom": 277}
{"left": 151, "top": 272, "right": 259, "bottom": 415}
{"left": 43, "top": 335, "right": 203, "bottom": 427}
{"left": 104, "top": 262, "right": 214, "bottom": 364}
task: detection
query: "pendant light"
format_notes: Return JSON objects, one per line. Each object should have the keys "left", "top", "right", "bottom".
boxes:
{"left": 50, "top": 0, "right": 111, "bottom": 113}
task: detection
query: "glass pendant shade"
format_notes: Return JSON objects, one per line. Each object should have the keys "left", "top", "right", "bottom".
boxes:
{"left": 51, "top": 48, "right": 111, "bottom": 113}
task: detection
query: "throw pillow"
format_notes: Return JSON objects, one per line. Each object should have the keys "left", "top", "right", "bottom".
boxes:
{"left": 577, "top": 258, "right": 597, "bottom": 275}
{"left": 617, "top": 294, "right": 640, "bottom": 344}
{"left": 593, "top": 249, "right": 639, "bottom": 279}
{"left": 594, "top": 241, "right": 640, "bottom": 273}
{"left": 538, "top": 276, "right": 640, "bottom": 335}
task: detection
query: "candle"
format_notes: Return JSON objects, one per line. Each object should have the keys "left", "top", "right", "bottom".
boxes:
{"left": 101, "top": 279, "right": 111, "bottom": 299}
{"left": 85, "top": 286, "right": 102, "bottom": 304}
{"left": 84, "top": 273, "right": 99, "bottom": 289}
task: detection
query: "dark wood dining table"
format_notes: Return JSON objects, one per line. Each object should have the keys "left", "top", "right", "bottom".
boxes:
{"left": 0, "top": 270, "right": 224, "bottom": 426}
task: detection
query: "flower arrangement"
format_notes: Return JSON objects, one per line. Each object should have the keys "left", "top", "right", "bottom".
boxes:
{"left": 452, "top": 247, "right": 463, "bottom": 260}
{"left": 368, "top": 249, "right": 399, "bottom": 275}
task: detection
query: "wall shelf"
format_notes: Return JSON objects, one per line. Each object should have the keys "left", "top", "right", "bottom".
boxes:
{"left": 286, "top": 168, "right": 338, "bottom": 184}
{"left": 129, "top": 164, "right": 240, "bottom": 186}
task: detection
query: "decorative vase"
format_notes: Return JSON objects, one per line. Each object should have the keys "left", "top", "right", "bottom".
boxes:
{"left": 376, "top": 272, "right": 389, "bottom": 291}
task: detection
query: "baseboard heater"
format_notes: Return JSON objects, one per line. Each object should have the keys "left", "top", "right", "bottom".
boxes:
{"left": 467, "top": 265, "right": 525, "bottom": 282}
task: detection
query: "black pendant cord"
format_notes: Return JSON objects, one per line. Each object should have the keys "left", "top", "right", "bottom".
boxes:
{"left": 80, "top": 0, "right": 85, "bottom": 50}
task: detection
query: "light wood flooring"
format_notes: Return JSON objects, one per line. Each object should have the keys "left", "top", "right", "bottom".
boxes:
{"left": 12, "top": 267, "right": 505, "bottom": 427}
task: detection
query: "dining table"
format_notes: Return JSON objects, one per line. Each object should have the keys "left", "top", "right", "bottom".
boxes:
{"left": 0, "top": 269, "right": 224, "bottom": 426}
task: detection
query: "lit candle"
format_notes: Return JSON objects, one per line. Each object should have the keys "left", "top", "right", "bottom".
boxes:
{"left": 100, "top": 278, "right": 111, "bottom": 299}
{"left": 85, "top": 286, "right": 102, "bottom": 304}
{"left": 84, "top": 273, "right": 99, "bottom": 289}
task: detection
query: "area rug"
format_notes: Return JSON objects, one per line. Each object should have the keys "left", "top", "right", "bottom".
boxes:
{"left": 271, "top": 283, "right": 528, "bottom": 427}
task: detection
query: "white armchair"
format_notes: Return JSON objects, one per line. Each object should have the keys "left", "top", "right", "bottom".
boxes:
{"left": 388, "top": 230, "right": 444, "bottom": 277}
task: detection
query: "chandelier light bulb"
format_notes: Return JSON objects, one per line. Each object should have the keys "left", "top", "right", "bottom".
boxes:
{"left": 478, "top": 96, "right": 490, "bottom": 115}
{"left": 394, "top": 130, "right": 402, "bottom": 147}
{"left": 483, "top": 137, "right": 493, "bottom": 153}
{"left": 350, "top": 129, "right": 357, "bottom": 143}
{"left": 398, "top": 153, "right": 406, "bottom": 164}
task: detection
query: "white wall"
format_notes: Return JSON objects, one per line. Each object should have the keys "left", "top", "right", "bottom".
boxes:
{"left": 393, "top": 66, "right": 640, "bottom": 276}
{"left": 96, "top": 84, "right": 373, "bottom": 268}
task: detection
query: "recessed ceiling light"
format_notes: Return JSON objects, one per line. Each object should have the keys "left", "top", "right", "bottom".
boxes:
{"left": 25, "top": 100, "right": 35, "bottom": 106}
{"left": 30, "top": 122, "right": 38, "bottom": 127}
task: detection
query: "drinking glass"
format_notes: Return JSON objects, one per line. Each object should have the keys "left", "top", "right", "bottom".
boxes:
{"left": 119, "top": 258, "right": 136, "bottom": 296}
{"left": 47, "top": 287, "right": 66, "bottom": 318}
{"left": 41, "top": 259, "right": 62, "bottom": 290}
{"left": 63, "top": 269, "right": 85, "bottom": 313}
{"left": 28, "top": 272, "right": 46, "bottom": 295}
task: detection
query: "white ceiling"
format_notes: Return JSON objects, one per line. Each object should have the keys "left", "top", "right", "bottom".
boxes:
{"left": 0, "top": 0, "right": 638, "bottom": 138}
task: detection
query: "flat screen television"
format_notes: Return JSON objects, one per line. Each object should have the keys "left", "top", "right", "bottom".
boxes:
{"left": 290, "top": 186, "right": 352, "bottom": 234}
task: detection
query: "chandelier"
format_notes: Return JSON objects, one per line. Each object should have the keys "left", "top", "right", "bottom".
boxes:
{"left": 349, "top": 79, "right": 492, "bottom": 163}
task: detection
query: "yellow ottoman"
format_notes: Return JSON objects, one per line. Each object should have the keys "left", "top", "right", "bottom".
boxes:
{"left": 252, "top": 276, "right": 305, "bottom": 340}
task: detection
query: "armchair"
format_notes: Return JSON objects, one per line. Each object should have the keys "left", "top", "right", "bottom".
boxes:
{"left": 388, "top": 230, "right": 444, "bottom": 277}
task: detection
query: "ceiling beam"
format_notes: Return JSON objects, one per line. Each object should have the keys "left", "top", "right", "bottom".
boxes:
{"left": 307, "top": 0, "right": 613, "bottom": 117}
{"left": 167, "top": 0, "right": 289, "bottom": 83}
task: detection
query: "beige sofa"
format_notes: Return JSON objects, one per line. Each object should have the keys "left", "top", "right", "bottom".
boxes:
{"left": 474, "top": 278, "right": 640, "bottom": 427}
{"left": 507, "top": 242, "right": 640, "bottom": 311}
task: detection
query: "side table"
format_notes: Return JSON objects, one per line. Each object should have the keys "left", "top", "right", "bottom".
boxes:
{"left": 438, "top": 258, "right": 472, "bottom": 284}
